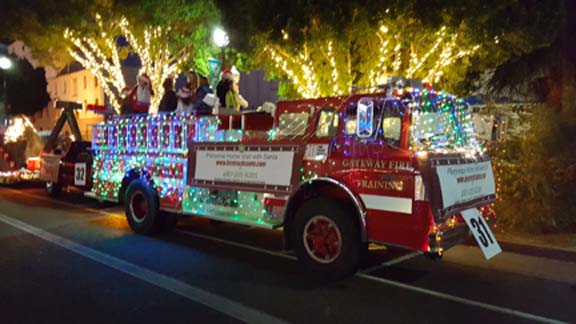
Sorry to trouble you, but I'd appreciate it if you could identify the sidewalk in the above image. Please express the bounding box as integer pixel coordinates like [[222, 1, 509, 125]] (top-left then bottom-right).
[[493, 230, 576, 263]]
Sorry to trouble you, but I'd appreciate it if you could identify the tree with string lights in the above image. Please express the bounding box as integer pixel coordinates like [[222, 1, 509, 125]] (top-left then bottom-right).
[[64, 14, 189, 113], [254, 18, 480, 99]]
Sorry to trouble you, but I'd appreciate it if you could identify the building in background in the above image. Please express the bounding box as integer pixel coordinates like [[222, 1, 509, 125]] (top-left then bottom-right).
[[33, 62, 105, 139]]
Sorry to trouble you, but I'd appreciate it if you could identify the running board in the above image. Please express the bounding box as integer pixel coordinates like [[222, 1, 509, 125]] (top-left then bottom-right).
[[84, 191, 119, 203], [183, 211, 283, 230]]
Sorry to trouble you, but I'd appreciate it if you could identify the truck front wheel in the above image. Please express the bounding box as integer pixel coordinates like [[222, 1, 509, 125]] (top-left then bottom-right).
[[125, 179, 161, 234], [292, 198, 361, 278]]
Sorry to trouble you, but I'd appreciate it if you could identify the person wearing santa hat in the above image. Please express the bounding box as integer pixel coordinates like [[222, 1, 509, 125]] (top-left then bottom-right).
[[175, 85, 194, 113], [131, 73, 154, 114]]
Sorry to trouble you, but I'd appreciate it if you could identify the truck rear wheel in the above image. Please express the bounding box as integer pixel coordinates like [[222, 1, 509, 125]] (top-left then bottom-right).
[[292, 198, 360, 278], [125, 179, 161, 234], [45, 181, 62, 197]]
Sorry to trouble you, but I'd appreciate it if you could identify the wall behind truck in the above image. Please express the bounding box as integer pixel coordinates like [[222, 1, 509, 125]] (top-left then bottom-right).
[[238, 69, 278, 109]]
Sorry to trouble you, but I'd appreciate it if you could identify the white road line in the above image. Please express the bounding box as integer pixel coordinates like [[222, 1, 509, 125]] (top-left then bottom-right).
[[0, 212, 288, 324], [356, 273, 568, 324], [1, 188, 570, 323], [360, 252, 422, 274], [175, 229, 297, 261]]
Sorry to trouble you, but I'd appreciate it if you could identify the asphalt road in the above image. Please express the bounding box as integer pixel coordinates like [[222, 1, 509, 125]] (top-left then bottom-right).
[[0, 185, 574, 324]]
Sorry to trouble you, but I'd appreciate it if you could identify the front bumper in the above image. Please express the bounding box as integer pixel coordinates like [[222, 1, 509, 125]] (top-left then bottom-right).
[[428, 216, 469, 255]]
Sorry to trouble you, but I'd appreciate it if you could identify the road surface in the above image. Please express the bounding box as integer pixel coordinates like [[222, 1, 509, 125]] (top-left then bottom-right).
[[0, 186, 574, 324]]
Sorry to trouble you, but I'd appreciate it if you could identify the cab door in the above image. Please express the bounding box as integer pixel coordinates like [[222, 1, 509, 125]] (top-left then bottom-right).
[[329, 97, 428, 250]]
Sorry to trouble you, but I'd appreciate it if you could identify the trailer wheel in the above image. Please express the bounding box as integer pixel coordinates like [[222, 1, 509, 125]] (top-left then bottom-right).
[[292, 198, 360, 278], [45, 181, 62, 197], [125, 179, 161, 234]]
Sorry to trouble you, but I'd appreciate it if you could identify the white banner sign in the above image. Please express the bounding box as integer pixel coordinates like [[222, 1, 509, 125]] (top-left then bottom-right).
[[194, 149, 295, 186], [461, 208, 502, 260], [436, 160, 495, 209]]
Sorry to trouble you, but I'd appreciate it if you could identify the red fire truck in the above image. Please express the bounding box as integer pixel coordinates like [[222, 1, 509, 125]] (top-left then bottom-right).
[[87, 87, 496, 277]]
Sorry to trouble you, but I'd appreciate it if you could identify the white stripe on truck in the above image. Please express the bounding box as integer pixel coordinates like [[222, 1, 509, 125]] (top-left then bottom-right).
[[359, 194, 413, 214]]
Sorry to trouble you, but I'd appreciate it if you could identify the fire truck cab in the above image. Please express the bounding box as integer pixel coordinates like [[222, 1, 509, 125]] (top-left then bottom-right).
[[88, 87, 496, 277]]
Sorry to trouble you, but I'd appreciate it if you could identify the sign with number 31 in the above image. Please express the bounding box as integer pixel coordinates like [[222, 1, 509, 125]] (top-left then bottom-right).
[[461, 208, 502, 260]]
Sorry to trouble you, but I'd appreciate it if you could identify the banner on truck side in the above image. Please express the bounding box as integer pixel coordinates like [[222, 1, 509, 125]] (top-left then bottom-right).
[[190, 144, 300, 193], [435, 160, 495, 210]]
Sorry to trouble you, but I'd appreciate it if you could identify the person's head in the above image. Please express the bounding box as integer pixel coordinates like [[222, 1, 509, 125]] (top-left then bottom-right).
[[137, 74, 151, 88], [177, 85, 192, 105], [221, 70, 233, 81], [198, 75, 209, 88], [162, 78, 174, 91]]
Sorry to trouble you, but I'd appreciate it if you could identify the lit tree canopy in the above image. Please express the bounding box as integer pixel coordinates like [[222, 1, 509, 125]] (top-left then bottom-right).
[[216, 0, 561, 98], [255, 17, 479, 98], [64, 14, 189, 112], [1, 0, 221, 76]]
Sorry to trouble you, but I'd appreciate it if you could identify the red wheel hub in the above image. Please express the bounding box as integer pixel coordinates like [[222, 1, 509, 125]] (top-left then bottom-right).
[[130, 192, 148, 222], [303, 216, 342, 264]]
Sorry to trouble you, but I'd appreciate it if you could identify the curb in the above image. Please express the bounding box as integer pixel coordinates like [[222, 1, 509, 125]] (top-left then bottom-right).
[[464, 237, 576, 263]]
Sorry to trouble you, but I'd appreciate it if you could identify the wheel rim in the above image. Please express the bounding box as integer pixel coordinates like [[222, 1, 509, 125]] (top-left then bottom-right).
[[303, 215, 342, 264], [130, 192, 148, 223]]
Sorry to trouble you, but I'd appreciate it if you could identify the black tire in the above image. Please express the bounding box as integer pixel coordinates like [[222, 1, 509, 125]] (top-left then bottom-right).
[[124, 179, 162, 234], [291, 198, 361, 278], [45, 181, 62, 197]]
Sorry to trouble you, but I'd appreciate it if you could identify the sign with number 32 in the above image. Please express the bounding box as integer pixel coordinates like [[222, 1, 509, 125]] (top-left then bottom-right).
[[461, 208, 502, 260], [74, 163, 87, 186]]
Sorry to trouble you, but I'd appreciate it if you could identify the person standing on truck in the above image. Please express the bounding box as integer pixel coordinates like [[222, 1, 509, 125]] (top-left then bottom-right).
[[216, 70, 232, 108], [193, 75, 214, 115], [131, 73, 154, 114], [185, 69, 198, 97], [175, 85, 194, 113], [225, 81, 249, 111], [158, 77, 177, 113], [120, 87, 134, 115]]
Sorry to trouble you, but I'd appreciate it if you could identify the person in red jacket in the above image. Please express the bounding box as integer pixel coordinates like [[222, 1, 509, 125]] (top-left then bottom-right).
[[131, 73, 154, 114]]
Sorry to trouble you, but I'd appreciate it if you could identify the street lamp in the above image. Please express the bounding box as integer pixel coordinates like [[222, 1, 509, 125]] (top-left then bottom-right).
[[212, 27, 229, 71], [0, 56, 12, 70], [0, 55, 12, 117]]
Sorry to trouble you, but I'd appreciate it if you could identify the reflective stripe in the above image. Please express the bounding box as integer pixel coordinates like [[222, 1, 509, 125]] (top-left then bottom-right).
[[359, 194, 413, 214]]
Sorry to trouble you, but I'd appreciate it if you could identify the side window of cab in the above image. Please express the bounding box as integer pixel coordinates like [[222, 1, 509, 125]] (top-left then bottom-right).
[[381, 99, 403, 147], [315, 109, 339, 137]]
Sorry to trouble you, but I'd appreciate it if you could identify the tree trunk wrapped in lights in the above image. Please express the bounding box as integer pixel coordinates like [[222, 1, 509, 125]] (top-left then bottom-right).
[[64, 14, 189, 113]]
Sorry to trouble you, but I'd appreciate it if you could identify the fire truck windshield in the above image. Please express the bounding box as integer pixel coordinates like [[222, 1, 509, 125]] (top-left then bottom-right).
[[344, 97, 404, 147]]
